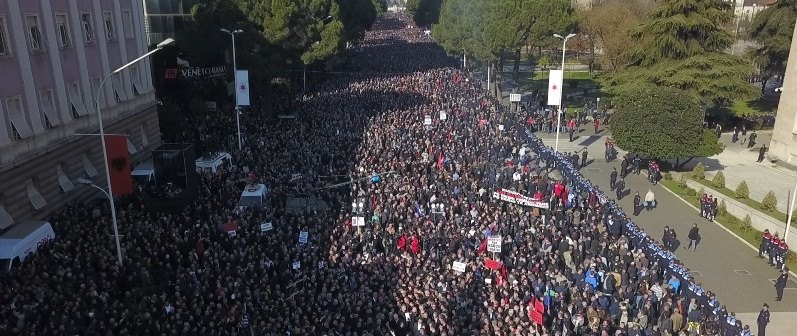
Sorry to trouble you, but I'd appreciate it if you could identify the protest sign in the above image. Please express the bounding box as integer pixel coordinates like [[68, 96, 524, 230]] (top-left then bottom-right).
[[452, 261, 466, 273], [352, 216, 366, 227], [298, 231, 309, 244], [424, 115, 432, 125], [261, 222, 273, 232], [487, 236, 502, 253], [292, 261, 301, 270], [439, 111, 447, 120]]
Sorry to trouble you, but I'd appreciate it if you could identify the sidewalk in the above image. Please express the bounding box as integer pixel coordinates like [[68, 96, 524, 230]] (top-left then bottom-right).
[[689, 131, 796, 214]]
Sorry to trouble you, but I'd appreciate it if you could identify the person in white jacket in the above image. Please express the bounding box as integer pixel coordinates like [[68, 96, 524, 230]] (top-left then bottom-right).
[[644, 189, 656, 211]]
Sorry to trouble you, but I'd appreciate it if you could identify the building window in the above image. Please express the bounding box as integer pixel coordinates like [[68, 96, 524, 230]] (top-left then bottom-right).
[[83, 153, 98, 178], [112, 73, 128, 102], [55, 14, 71, 48], [131, 65, 144, 95], [103, 11, 115, 41], [25, 15, 44, 51], [122, 10, 134, 39], [81, 13, 95, 44], [38, 89, 60, 128], [56, 165, 74, 193], [27, 179, 47, 210], [67, 82, 89, 118], [6, 96, 34, 139], [0, 17, 10, 56]]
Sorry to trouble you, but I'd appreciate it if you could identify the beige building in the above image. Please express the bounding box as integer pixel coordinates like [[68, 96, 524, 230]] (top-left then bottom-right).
[[768, 19, 797, 165]]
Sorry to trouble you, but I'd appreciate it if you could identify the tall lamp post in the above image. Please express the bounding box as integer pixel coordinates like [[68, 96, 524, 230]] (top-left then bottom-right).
[[553, 33, 576, 153], [221, 28, 244, 151], [92, 38, 174, 265]]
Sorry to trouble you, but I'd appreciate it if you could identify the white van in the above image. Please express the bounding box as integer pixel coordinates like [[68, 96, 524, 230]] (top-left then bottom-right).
[[239, 184, 269, 211], [0, 220, 55, 271], [195, 152, 232, 173], [131, 162, 155, 185]]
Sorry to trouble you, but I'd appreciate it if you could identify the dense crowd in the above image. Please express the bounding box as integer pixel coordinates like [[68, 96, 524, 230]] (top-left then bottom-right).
[[1, 13, 744, 336]]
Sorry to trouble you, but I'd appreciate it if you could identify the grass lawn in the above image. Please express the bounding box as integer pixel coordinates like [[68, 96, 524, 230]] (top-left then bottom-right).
[[707, 98, 778, 119], [691, 178, 795, 226], [660, 179, 797, 270]]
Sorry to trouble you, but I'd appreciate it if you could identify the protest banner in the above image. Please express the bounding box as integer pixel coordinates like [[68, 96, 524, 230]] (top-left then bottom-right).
[[492, 189, 549, 209], [298, 231, 309, 244]]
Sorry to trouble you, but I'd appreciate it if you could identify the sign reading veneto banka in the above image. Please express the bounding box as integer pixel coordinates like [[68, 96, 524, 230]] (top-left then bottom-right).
[[492, 188, 549, 209], [164, 65, 227, 79]]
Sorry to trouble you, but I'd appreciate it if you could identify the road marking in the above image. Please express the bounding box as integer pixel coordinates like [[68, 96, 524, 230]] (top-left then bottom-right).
[[734, 270, 752, 276]]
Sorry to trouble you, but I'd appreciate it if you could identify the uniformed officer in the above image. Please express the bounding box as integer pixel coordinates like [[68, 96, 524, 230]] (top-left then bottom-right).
[[760, 229, 772, 258], [700, 194, 709, 218], [757, 303, 770, 336], [620, 159, 629, 179], [775, 268, 789, 301], [769, 234, 781, 266], [633, 191, 641, 216], [706, 195, 716, 221], [776, 240, 788, 269], [581, 150, 588, 168], [609, 168, 618, 191], [615, 178, 625, 200]]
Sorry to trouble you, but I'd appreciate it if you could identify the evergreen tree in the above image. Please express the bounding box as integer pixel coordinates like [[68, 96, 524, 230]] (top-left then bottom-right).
[[748, 0, 797, 94], [601, 0, 758, 104]]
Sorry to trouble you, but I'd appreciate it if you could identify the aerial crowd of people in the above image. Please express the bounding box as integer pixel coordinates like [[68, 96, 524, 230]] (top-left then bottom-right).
[[0, 13, 760, 336]]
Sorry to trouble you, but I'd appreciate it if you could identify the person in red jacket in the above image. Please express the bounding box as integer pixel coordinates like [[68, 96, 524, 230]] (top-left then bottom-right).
[[410, 236, 420, 255], [769, 234, 781, 266], [760, 229, 771, 258]]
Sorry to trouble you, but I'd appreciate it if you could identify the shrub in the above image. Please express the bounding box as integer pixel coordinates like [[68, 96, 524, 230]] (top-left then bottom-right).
[[663, 172, 673, 181], [691, 162, 706, 180], [741, 214, 753, 232], [735, 181, 750, 199], [686, 188, 697, 196], [711, 171, 726, 189], [728, 215, 739, 226], [718, 200, 728, 216], [761, 191, 778, 212], [677, 175, 688, 189]]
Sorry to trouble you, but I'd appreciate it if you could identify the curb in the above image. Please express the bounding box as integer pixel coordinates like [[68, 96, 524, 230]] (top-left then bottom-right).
[[659, 181, 797, 279]]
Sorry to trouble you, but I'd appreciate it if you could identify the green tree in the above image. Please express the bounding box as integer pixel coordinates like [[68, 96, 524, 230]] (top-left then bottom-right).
[[761, 190, 779, 212], [407, 0, 443, 27], [610, 86, 723, 165], [601, 0, 759, 105], [748, 0, 797, 94], [338, 0, 378, 42], [711, 171, 726, 189], [735, 181, 750, 199]]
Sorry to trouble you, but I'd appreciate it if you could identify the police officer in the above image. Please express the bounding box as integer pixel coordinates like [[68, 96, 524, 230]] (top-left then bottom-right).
[[620, 159, 629, 179], [581, 149, 588, 168], [610, 167, 618, 191], [776, 240, 788, 269], [615, 178, 626, 200], [706, 195, 716, 221], [760, 229, 772, 258], [700, 194, 709, 218], [633, 155, 641, 175], [757, 303, 770, 336], [633, 191, 641, 216], [769, 234, 781, 266], [775, 268, 788, 301]]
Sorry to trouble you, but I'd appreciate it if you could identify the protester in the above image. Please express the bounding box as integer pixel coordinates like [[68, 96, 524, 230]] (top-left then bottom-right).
[[0, 13, 736, 336]]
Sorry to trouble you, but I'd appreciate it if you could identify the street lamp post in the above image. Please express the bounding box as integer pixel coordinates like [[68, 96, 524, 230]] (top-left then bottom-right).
[[221, 28, 244, 152], [553, 33, 577, 153], [89, 38, 174, 265]]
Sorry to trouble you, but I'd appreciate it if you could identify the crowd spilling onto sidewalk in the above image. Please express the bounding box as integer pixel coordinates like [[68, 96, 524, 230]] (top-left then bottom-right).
[[0, 13, 751, 336]]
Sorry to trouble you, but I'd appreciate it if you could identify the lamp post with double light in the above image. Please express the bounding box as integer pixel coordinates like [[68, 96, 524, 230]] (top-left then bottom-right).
[[220, 28, 244, 151], [91, 38, 174, 266], [553, 33, 576, 153]]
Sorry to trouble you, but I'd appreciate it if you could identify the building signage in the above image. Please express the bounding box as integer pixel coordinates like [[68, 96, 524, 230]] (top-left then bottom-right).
[[165, 65, 227, 79]]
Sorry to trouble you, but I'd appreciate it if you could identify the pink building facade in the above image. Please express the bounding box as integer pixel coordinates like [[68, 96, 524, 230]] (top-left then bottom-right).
[[0, 0, 161, 228]]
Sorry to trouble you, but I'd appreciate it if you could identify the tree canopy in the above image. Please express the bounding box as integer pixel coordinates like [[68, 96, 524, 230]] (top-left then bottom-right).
[[600, 0, 758, 104], [611, 85, 723, 162], [406, 0, 443, 27], [748, 0, 797, 93], [578, 0, 653, 72]]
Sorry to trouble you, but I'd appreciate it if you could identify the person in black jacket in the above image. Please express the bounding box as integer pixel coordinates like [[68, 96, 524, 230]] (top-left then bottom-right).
[[687, 224, 700, 251], [775, 269, 789, 301], [757, 303, 770, 336]]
